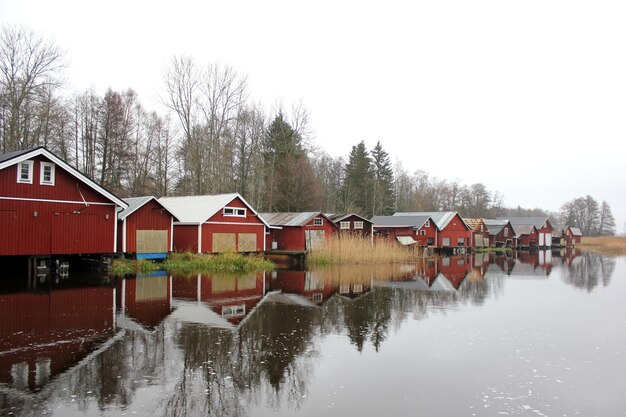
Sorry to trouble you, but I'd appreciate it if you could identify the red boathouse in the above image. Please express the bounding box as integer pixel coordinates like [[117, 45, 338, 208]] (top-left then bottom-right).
[[260, 212, 338, 251], [159, 193, 269, 253], [393, 211, 472, 250], [0, 147, 127, 257], [117, 196, 178, 259]]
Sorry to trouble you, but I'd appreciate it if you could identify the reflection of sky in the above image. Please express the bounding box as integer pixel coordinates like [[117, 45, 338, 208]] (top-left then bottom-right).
[[2, 254, 624, 417]]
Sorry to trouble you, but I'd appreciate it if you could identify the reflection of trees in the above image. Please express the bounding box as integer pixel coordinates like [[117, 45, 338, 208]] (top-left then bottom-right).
[[562, 252, 616, 291]]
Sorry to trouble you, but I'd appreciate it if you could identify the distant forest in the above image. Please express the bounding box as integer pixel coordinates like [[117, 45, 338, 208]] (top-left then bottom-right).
[[0, 26, 616, 235]]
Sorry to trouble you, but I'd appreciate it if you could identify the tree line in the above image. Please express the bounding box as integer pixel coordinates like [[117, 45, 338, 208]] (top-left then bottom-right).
[[0, 26, 617, 234]]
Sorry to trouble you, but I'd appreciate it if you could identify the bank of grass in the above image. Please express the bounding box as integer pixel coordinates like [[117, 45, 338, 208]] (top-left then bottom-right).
[[578, 236, 626, 256], [307, 235, 424, 265], [112, 252, 275, 275]]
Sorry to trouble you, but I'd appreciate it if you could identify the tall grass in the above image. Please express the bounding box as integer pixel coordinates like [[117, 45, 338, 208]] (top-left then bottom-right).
[[307, 235, 424, 265], [112, 252, 275, 276], [578, 236, 626, 256]]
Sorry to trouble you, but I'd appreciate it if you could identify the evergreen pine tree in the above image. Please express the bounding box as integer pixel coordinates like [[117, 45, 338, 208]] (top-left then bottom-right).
[[342, 141, 373, 216], [370, 141, 395, 215]]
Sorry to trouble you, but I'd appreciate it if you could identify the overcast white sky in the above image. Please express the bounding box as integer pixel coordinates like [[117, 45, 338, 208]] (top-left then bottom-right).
[[2, 0, 625, 231]]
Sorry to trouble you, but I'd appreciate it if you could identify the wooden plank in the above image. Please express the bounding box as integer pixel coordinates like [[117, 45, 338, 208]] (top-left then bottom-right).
[[212, 233, 236, 253], [137, 230, 168, 253]]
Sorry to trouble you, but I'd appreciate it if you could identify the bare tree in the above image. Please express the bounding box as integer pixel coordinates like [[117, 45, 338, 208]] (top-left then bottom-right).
[[0, 25, 65, 152]]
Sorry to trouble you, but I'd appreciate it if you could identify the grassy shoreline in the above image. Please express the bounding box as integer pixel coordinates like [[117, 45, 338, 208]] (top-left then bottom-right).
[[112, 252, 275, 276], [577, 236, 626, 256]]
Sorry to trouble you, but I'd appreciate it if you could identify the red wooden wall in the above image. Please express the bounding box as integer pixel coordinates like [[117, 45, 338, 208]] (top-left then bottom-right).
[[269, 217, 336, 251], [438, 214, 472, 248], [120, 199, 173, 253], [0, 155, 117, 256]]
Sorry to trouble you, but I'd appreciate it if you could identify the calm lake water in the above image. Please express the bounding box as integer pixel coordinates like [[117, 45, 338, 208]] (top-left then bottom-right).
[[1, 250, 624, 417]]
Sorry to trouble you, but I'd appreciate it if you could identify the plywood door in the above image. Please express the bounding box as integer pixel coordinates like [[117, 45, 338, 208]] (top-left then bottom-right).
[[212, 233, 236, 253], [538, 233, 545, 247], [238, 233, 257, 252], [136, 230, 168, 253], [545, 234, 552, 247], [305, 230, 325, 250]]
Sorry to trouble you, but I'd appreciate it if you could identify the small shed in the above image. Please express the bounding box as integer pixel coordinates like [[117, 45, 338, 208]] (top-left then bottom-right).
[[117, 196, 179, 259], [484, 219, 515, 248], [330, 213, 373, 237], [160, 193, 269, 254], [0, 147, 127, 257], [394, 211, 472, 250], [371, 215, 437, 247], [260, 212, 337, 252], [565, 227, 582, 246], [463, 218, 490, 248], [512, 224, 539, 249]]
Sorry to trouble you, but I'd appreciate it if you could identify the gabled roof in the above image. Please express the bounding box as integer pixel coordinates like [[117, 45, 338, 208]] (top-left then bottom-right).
[[159, 193, 269, 227], [0, 146, 127, 208], [499, 216, 551, 230], [484, 219, 510, 236], [371, 215, 434, 229], [511, 224, 537, 236], [568, 227, 582, 236], [259, 212, 336, 227], [393, 211, 470, 230], [117, 196, 179, 221], [330, 213, 372, 224]]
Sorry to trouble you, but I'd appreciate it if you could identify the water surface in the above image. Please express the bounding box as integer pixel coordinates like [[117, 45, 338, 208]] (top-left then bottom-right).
[[0, 250, 624, 416]]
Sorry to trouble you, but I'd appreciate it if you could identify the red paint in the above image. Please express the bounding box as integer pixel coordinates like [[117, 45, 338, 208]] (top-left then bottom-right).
[[171, 196, 266, 253], [565, 228, 582, 245], [437, 256, 471, 288], [0, 287, 114, 389], [335, 215, 373, 236], [437, 214, 472, 248], [267, 215, 337, 251], [489, 222, 515, 248], [119, 199, 174, 253], [0, 154, 120, 256], [518, 227, 539, 248]]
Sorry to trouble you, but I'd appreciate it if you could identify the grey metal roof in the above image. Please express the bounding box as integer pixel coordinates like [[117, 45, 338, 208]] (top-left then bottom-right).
[[393, 211, 468, 230], [569, 227, 582, 236], [0, 147, 39, 164], [371, 215, 432, 229], [259, 212, 323, 227], [498, 217, 550, 229], [484, 219, 508, 236], [118, 196, 179, 221], [511, 224, 536, 236]]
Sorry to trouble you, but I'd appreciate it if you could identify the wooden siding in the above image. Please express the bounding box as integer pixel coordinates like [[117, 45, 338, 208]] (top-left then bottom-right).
[[268, 217, 336, 251], [438, 214, 472, 248], [336, 215, 373, 236], [0, 154, 119, 256], [173, 224, 199, 253], [0, 155, 111, 204], [0, 200, 116, 256], [120, 199, 173, 253], [201, 223, 264, 253]]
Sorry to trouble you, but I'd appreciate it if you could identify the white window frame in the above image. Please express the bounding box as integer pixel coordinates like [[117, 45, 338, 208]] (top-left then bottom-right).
[[420, 229, 426, 236], [457, 237, 465, 245], [354, 221, 364, 229], [222, 304, 246, 317], [352, 284, 363, 293], [425, 220, 430, 227], [340, 221, 350, 230], [313, 217, 323, 226], [503, 227, 508, 237], [223, 207, 246, 217], [17, 160, 34, 184], [312, 293, 323, 303], [40, 162, 55, 186]]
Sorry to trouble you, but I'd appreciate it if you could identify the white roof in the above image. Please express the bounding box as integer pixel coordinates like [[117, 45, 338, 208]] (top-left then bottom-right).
[[169, 300, 235, 329], [396, 236, 418, 246], [159, 193, 269, 227], [0, 147, 127, 208]]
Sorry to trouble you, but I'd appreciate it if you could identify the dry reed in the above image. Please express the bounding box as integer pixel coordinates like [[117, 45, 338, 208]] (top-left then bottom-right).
[[308, 235, 424, 265], [578, 236, 626, 256]]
